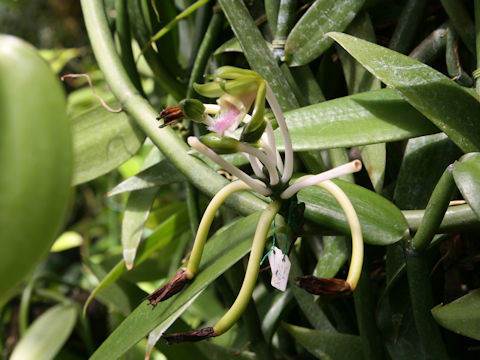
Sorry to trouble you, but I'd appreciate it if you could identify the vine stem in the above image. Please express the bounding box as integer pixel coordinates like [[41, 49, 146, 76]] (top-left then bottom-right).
[[213, 201, 282, 335], [80, 0, 266, 216]]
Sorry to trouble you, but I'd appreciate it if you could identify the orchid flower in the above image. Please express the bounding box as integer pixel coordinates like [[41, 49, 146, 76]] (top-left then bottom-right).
[[148, 66, 364, 347]]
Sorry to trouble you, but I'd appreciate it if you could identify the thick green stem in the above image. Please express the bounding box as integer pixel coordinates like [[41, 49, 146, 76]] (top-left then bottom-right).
[[213, 201, 282, 335], [115, 0, 143, 93], [403, 204, 480, 232], [353, 265, 386, 360], [405, 248, 448, 360], [409, 23, 448, 64], [80, 0, 266, 216], [411, 166, 456, 251]]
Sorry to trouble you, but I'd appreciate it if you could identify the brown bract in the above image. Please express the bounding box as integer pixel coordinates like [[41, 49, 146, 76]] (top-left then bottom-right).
[[162, 327, 215, 345], [295, 276, 352, 298], [157, 106, 185, 128], [144, 268, 189, 307]]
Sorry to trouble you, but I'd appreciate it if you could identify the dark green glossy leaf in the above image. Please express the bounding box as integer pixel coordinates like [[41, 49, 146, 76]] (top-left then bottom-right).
[[432, 288, 480, 340], [282, 322, 364, 360], [315, 236, 348, 278], [329, 32, 480, 153], [275, 89, 438, 151], [284, 0, 365, 66], [453, 153, 480, 220], [90, 212, 261, 360], [394, 133, 462, 210], [299, 178, 410, 245], [72, 104, 145, 185], [11, 304, 77, 360]]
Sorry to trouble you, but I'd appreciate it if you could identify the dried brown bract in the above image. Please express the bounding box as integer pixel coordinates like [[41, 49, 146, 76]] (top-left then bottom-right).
[[144, 268, 190, 307], [162, 327, 215, 345], [295, 276, 352, 298], [157, 106, 185, 128]]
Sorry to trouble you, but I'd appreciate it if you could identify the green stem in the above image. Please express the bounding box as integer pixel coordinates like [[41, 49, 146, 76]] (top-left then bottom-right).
[[409, 23, 448, 64], [403, 204, 479, 232], [405, 248, 448, 360], [389, 0, 428, 54], [80, 0, 266, 216], [213, 201, 282, 335], [441, 0, 476, 53], [115, 0, 143, 92], [475, 0, 480, 94], [187, 181, 253, 276], [411, 166, 456, 251], [353, 265, 386, 360], [186, 182, 200, 236], [186, 10, 224, 98], [272, 0, 297, 60]]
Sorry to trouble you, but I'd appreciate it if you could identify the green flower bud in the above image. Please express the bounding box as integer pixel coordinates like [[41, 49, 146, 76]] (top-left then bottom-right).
[[240, 117, 267, 144], [214, 66, 260, 80], [179, 99, 206, 123], [200, 133, 240, 154]]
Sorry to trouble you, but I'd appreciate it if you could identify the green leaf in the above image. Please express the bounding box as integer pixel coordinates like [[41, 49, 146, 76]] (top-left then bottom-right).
[[121, 187, 159, 268], [431, 288, 480, 340], [10, 303, 77, 360], [197, 342, 257, 359], [72, 104, 145, 185], [299, 178, 409, 245], [284, 0, 365, 66], [328, 32, 480, 153], [453, 153, 480, 220], [315, 236, 348, 278], [90, 212, 262, 360], [360, 143, 386, 193], [394, 134, 462, 210], [275, 88, 438, 151], [282, 322, 364, 360]]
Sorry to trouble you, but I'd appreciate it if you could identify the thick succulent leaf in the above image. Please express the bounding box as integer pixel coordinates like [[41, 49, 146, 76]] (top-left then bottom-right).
[[394, 133, 462, 210], [431, 288, 480, 340], [10, 303, 77, 360], [214, 37, 242, 55], [72, 104, 145, 185], [453, 153, 480, 220], [282, 322, 364, 360], [360, 144, 386, 193], [315, 236, 348, 278], [90, 212, 262, 360], [299, 178, 409, 245], [275, 88, 438, 151], [284, 0, 365, 66], [328, 32, 480, 153]]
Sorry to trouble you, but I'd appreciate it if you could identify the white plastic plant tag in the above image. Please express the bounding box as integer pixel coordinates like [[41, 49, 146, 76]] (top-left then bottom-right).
[[268, 246, 291, 291]]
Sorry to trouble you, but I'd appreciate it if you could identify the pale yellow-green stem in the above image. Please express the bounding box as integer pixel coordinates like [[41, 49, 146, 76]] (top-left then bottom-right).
[[315, 180, 363, 291], [213, 200, 282, 335], [186, 180, 254, 277]]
